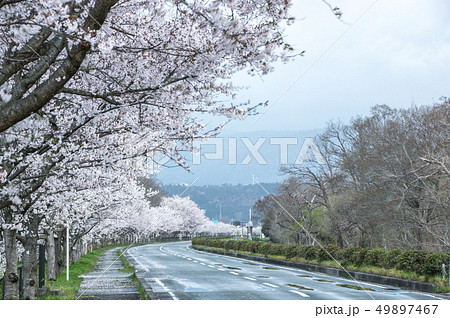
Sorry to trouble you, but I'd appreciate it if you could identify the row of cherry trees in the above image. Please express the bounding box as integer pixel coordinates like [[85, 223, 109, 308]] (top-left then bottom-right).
[[0, 0, 299, 299]]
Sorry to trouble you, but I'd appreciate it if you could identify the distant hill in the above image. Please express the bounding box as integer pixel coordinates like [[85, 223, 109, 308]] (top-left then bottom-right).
[[161, 183, 280, 223], [155, 129, 322, 185]]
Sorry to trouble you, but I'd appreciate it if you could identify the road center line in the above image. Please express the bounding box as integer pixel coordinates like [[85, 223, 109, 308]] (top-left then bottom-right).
[[263, 282, 278, 288], [289, 290, 310, 298]]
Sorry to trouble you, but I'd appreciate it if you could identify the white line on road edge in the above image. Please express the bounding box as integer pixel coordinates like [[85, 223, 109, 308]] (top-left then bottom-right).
[[208, 265, 215, 268], [229, 272, 239, 276], [244, 277, 256, 281], [263, 282, 278, 288], [154, 278, 178, 300], [127, 251, 150, 272], [289, 290, 310, 298]]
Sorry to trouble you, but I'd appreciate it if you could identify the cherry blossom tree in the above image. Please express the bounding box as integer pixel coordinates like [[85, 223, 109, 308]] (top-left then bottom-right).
[[1, 0, 300, 299]]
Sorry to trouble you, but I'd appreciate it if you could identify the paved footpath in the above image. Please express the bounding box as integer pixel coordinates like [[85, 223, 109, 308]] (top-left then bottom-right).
[[77, 247, 141, 300]]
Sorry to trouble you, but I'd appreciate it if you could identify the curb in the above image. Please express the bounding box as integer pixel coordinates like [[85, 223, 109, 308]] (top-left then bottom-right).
[[123, 248, 171, 300], [122, 249, 157, 300], [192, 245, 438, 294]]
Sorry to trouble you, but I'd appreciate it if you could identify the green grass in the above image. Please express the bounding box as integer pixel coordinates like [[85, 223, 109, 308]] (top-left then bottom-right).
[[117, 249, 148, 300], [336, 284, 375, 291], [287, 284, 313, 290], [42, 245, 117, 299], [117, 250, 135, 273]]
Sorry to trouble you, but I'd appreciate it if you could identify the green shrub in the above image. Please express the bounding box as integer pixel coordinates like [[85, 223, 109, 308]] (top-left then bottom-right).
[[396, 250, 427, 274], [299, 245, 319, 260], [317, 244, 340, 261], [283, 244, 300, 260], [384, 249, 402, 269], [257, 242, 272, 256], [365, 248, 386, 267], [268, 243, 284, 256], [224, 240, 234, 251], [422, 252, 449, 276], [192, 237, 450, 278], [340, 247, 361, 265]]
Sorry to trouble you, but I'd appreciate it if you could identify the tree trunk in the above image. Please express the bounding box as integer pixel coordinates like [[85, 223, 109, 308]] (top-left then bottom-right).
[[22, 215, 41, 299], [46, 230, 56, 281], [3, 227, 19, 300], [55, 229, 63, 274]]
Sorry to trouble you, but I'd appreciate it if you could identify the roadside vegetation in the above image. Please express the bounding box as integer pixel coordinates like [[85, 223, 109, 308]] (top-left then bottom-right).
[[253, 103, 449, 253], [41, 245, 121, 300], [192, 237, 450, 293]]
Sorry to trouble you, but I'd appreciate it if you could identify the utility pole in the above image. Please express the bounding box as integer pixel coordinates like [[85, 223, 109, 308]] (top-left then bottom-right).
[[248, 208, 253, 241]]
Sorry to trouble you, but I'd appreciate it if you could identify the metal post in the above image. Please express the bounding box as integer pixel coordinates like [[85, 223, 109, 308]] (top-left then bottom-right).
[[66, 226, 69, 281], [38, 244, 45, 288], [18, 267, 23, 299]]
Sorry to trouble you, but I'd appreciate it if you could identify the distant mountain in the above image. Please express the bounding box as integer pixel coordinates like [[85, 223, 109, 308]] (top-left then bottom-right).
[[161, 183, 280, 222], [155, 129, 322, 185]]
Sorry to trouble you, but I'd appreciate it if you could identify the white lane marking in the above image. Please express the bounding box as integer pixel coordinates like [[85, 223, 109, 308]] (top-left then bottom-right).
[[127, 252, 149, 272], [207, 265, 215, 268], [193, 260, 198, 263], [229, 272, 239, 276], [244, 277, 256, 281], [289, 290, 310, 298], [155, 278, 178, 300], [263, 282, 278, 288], [187, 258, 192, 260], [200, 263, 206, 266], [159, 246, 164, 252], [217, 268, 226, 271]]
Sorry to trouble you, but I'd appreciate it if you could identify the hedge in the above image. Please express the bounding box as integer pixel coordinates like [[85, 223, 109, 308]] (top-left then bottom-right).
[[191, 237, 450, 277]]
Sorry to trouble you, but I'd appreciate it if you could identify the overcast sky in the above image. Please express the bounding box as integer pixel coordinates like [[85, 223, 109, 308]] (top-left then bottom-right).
[[222, 0, 450, 133]]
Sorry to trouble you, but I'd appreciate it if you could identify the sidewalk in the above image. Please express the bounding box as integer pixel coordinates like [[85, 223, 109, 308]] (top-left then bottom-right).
[[77, 247, 141, 300]]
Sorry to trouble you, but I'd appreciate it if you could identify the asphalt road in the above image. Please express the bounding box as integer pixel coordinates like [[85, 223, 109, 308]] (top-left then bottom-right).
[[126, 241, 443, 300]]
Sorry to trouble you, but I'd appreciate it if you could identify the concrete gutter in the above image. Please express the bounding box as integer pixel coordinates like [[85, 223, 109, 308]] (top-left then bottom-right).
[[192, 245, 439, 294], [124, 248, 174, 300]]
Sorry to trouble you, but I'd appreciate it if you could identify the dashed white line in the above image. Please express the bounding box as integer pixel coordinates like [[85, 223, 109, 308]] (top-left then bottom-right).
[[193, 260, 198, 263], [187, 258, 192, 260], [200, 263, 206, 266], [244, 277, 256, 281], [263, 282, 278, 288], [207, 265, 215, 268], [217, 268, 226, 271], [229, 272, 239, 276], [289, 290, 310, 298]]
